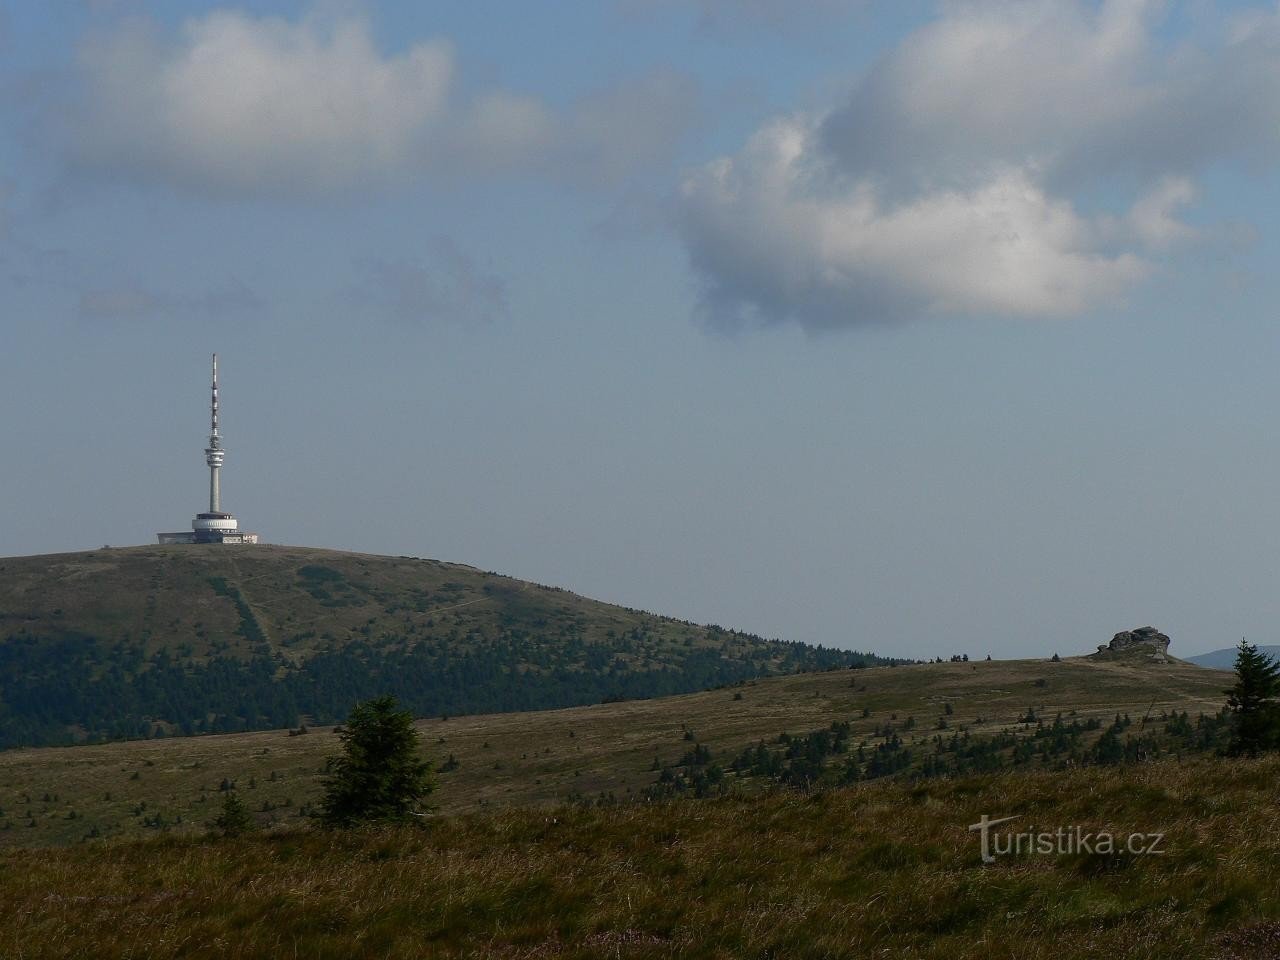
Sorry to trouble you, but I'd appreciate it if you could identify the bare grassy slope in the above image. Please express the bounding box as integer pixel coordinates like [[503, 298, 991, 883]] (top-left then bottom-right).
[[0, 544, 740, 664], [0, 655, 1230, 847]]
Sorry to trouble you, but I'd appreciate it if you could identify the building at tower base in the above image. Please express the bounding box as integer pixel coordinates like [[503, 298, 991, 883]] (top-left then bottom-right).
[[157, 516, 259, 544]]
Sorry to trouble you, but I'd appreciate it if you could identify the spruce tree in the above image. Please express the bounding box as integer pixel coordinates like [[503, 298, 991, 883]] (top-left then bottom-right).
[[213, 790, 256, 836], [1226, 639, 1280, 756], [319, 695, 434, 827]]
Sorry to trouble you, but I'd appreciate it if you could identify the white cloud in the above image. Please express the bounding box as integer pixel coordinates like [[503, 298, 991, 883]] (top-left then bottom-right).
[[821, 0, 1280, 189], [70, 9, 696, 193], [679, 0, 1279, 330], [820, 0, 1160, 186], [77, 12, 453, 191], [681, 119, 1150, 328]]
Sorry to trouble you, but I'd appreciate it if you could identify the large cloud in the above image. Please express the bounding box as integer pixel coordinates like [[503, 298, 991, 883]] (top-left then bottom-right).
[[819, 0, 1280, 191], [679, 0, 1280, 330], [77, 12, 458, 191], [681, 119, 1164, 328], [71, 9, 695, 193]]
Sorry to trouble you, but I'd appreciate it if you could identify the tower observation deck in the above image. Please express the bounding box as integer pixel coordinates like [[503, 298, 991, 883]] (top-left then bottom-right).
[[157, 354, 260, 545]]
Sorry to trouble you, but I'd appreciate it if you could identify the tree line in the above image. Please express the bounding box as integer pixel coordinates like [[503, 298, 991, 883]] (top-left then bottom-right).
[[0, 627, 892, 749]]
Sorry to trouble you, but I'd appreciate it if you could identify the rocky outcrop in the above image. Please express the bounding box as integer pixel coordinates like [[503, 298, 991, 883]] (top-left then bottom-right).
[[1096, 626, 1170, 661]]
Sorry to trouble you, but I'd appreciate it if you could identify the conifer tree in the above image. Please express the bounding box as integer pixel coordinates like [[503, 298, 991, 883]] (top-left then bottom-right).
[[213, 790, 256, 836], [319, 695, 433, 826], [1226, 639, 1280, 756]]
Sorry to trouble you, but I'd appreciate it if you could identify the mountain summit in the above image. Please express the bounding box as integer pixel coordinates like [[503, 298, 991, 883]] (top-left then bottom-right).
[[0, 545, 887, 748]]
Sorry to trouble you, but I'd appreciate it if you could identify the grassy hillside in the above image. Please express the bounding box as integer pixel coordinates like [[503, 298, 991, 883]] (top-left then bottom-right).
[[0, 654, 1231, 847], [0, 545, 884, 747], [2, 753, 1277, 959]]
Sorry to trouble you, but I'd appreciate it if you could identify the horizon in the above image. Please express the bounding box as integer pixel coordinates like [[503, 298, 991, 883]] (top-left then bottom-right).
[[0, 539, 1259, 664]]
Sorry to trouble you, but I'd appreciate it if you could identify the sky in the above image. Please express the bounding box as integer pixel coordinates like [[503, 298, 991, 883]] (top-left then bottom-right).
[[3, 0, 1280, 660]]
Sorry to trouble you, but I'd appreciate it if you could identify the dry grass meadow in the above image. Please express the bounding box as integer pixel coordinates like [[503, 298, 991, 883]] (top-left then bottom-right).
[[2, 753, 1277, 959]]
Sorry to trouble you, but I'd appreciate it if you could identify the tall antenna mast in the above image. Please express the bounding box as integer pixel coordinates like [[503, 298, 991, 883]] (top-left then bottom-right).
[[205, 353, 225, 513], [157, 353, 259, 544]]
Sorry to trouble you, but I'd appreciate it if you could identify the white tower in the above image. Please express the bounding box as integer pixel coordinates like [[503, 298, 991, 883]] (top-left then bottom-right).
[[206, 354, 225, 513], [157, 354, 259, 544]]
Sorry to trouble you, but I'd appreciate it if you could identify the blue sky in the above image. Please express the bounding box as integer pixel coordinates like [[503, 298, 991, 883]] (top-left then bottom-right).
[[4, 1, 1280, 659]]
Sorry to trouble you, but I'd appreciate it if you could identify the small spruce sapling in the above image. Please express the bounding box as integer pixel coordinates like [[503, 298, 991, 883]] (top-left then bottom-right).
[[213, 791, 256, 837]]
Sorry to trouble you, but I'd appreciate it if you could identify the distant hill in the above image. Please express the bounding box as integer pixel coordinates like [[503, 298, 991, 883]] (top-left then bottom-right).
[[0, 545, 894, 748], [1185, 645, 1280, 670]]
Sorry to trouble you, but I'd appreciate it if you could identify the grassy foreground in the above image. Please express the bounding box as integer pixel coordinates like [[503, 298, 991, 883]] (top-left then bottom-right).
[[3, 755, 1278, 959]]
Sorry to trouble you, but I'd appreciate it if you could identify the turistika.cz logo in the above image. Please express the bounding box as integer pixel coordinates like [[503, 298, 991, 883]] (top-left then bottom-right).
[[968, 814, 1166, 864]]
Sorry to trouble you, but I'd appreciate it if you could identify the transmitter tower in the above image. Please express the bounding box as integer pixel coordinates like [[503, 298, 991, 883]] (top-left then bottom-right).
[[157, 354, 259, 545]]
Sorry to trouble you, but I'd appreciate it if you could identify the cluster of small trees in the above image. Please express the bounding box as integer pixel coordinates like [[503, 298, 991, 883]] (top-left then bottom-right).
[[711, 695, 1241, 794]]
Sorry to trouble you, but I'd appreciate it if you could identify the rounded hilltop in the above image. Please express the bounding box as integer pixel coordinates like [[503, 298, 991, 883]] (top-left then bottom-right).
[[0, 544, 886, 748]]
